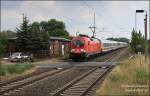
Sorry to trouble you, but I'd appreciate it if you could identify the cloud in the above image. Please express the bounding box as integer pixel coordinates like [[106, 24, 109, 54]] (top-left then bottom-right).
[[1, 1, 149, 39], [21, 1, 56, 10], [1, 10, 22, 31], [1, 10, 22, 19], [32, 15, 49, 22]]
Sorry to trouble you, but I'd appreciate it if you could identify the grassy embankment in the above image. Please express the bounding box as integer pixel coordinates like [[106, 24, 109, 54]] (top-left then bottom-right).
[[96, 55, 149, 96], [0, 63, 34, 80]]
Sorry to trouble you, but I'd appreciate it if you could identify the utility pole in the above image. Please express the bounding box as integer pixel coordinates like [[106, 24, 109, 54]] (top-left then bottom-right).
[[136, 10, 148, 61], [135, 12, 137, 31], [89, 12, 96, 37], [144, 12, 148, 60], [93, 12, 96, 37]]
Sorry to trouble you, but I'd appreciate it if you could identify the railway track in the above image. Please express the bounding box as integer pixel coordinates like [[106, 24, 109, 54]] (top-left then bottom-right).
[[50, 47, 128, 96], [1, 67, 93, 96], [0, 67, 55, 86], [50, 66, 114, 96], [0, 47, 128, 96], [0, 68, 68, 96]]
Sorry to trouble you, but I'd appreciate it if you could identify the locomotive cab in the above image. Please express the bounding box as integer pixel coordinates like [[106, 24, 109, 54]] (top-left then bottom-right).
[[70, 35, 102, 60], [70, 37, 87, 59]]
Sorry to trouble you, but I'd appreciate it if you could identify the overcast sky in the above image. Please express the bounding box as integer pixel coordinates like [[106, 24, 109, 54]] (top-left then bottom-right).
[[1, 1, 149, 39]]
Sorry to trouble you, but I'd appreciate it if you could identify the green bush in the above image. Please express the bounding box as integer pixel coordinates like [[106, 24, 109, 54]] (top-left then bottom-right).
[[0, 63, 34, 76]]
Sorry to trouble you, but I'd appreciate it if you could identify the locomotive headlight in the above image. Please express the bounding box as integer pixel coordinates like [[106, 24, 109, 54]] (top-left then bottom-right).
[[80, 49, 86, 52], [71, 49, 75, 52]]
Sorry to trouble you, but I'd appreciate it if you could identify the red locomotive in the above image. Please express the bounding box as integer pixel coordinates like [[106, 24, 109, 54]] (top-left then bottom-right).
[[69, 34, 127, 61], [69, 34, 102, 60]]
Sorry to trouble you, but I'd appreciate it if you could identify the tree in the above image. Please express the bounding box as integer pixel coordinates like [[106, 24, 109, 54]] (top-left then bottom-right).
[[16, 15, 33, 52], [43, 19, 69, 38], [0, 30, 15, 57], [16, 15, 49, 54], [130, 29, 145, 53], [16, 16, 69, 55], [30, 22, 49, 53]]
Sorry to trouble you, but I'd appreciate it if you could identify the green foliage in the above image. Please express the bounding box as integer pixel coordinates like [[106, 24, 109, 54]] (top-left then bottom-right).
[[0, 36, 8, 57], [16, 16, 69, 54], [16, 16, 31, 52], [16, 16, 49, 53], [30, 22, 49, 51], [130, 29, 145, 53], [0, 30, 16, 57], [42, 19, 69, 38], [0, 63, 33, 76], [134, 68, 148, 84]]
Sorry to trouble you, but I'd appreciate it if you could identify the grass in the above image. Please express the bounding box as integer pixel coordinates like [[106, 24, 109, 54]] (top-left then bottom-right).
[[134, 68, 149, 84], [96, 55, 149, 96], [0, 63, 34, 76]]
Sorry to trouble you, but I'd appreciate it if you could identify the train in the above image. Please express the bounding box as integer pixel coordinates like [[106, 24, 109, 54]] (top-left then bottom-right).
[[69, 34, 127, 61]]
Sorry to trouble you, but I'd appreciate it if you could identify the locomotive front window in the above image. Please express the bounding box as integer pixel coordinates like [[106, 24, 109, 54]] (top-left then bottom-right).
[[73, 40, 84, 47]]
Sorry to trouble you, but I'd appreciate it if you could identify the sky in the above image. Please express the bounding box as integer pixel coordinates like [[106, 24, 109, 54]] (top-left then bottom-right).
[[1, 1, 149, 39]]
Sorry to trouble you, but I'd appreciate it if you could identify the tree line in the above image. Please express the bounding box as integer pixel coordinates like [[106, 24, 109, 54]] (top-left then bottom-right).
[[1, 15, 149, 57], [0, 15, 69, 57], [107, 37, 129, 43]]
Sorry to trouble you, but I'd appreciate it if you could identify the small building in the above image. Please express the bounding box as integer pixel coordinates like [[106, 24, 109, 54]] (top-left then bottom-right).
[[49, 37, 71, 57], [8, 37, 17, 55], [7, 37, 71, 57]]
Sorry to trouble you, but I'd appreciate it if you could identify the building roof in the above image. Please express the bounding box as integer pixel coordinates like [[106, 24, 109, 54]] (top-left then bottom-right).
[[49, 37, 71, 42]]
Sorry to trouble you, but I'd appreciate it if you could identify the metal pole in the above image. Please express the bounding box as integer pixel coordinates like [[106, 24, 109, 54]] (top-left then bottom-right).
[[93, 12, 95, 37], [135, 12, 137, 31], [144, 12, 148, 61], [89, 12, 96, 37]]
